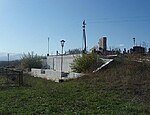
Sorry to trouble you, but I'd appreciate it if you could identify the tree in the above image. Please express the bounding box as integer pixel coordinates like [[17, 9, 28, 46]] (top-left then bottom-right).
[[70, 53, 104, 73], [20, 52, 42, 71]]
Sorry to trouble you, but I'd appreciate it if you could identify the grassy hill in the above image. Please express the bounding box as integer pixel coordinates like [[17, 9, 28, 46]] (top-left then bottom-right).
[[0, 55, 150, 114]]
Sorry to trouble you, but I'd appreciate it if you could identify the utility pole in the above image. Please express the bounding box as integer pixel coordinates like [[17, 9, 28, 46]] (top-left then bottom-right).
[[82, 20, 87, 53], [7, 53, 9, 67], [47, 37, 50, 56], [133, 38, 135, 46]]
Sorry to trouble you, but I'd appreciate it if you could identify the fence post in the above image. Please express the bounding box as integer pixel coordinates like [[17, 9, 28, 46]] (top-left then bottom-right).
[[19, 71, 23, 86]]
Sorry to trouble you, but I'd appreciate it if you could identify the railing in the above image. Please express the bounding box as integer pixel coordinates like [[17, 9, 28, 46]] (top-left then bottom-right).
[[0, 67, 23, 86]]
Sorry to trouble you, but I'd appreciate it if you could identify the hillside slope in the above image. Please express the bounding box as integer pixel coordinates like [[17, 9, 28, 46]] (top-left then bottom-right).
[[0, 56, 150, 114]]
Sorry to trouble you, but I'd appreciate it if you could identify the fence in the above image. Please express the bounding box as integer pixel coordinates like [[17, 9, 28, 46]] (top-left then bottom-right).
[[0, 67, 23, 86]]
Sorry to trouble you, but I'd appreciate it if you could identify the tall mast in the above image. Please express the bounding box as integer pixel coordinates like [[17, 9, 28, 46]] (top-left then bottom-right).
[[82, 20, 87, 53]]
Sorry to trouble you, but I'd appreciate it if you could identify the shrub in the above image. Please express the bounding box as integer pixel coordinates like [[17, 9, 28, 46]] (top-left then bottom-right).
[[20, 52, 42, 71], [70, 53, 104, 73]]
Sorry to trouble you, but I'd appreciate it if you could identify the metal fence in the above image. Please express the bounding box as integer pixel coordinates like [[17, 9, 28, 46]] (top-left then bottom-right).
[[0, 67, 23, 86]]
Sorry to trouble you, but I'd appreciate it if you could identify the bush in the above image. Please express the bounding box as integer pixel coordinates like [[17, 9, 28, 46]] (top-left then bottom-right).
[[20, 52, 42, 71], [70, 53, 104, 73]]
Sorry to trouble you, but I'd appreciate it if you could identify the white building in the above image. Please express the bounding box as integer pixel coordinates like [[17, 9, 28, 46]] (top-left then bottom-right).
[[31, 54, 82, 82], [46, 54, 81, 72]]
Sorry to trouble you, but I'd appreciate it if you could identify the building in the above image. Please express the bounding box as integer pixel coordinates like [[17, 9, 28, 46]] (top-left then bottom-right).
[[45, 54, 81, 72], [94, 36, 119, 55], [132, 46, 146, 54], [99, 37, 107, 51], [32, 54, 82, 82]]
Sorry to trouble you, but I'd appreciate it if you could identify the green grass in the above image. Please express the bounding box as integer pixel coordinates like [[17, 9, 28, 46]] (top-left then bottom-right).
[[0, 56, 150, 114]]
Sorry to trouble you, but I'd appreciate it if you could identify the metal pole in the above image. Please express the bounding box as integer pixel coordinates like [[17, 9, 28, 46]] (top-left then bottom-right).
[[82, 20, 86, 53], [47, 37, 50, 56], [83, 28, 86, 52], [53, 58, 54, 70], [60, 40, 65, 81], [19, 71, 23, 86], [60, 46, 63, 80], [133, 38, 135, 46], [8, 53, 9, 67]]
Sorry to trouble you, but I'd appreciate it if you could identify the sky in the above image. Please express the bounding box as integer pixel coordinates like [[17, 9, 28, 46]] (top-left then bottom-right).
[[0, 0, 150, 56]]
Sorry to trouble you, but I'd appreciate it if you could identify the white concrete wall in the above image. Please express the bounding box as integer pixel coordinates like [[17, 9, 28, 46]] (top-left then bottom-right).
[[31, 68, 82, 82], [45, 69, 60, 81], [46, 54, 81, 72], [31, 68, 61, 82], [31, 54, 83, 82], [31, 55, 113, 82]]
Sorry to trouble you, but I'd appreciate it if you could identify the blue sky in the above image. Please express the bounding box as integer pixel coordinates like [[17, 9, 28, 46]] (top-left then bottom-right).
[[0, 0, 150, 56]]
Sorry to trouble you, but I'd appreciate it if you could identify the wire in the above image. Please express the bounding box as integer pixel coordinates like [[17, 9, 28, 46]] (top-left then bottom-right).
[[87, 16, 150, 24]]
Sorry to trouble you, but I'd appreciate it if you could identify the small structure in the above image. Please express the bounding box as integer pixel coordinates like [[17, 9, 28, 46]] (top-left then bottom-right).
[[132, 46, 146, 54], [31, 54, 82, 82], [99, 37, 107, 51], [46, 54, 81, 72], [92, 36, 120, 55]]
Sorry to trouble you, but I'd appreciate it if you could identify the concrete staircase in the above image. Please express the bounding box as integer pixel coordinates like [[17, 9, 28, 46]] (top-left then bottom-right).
[[93, 58, 113, 73]]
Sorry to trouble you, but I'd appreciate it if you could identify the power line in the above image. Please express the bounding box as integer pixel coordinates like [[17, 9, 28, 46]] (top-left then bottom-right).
[[87, 16, 150, 24]]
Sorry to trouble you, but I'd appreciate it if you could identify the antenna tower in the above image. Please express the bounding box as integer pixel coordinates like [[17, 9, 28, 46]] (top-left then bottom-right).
[[82, 20, 87, 53]]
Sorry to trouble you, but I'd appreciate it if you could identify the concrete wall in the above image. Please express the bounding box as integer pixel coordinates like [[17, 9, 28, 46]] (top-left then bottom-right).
[[31, 54, 114, 82], [31, 54, 83, 82], [31, 68, 82, 82], [46, 54, 81, 72], [31, 68, 61, 82]]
